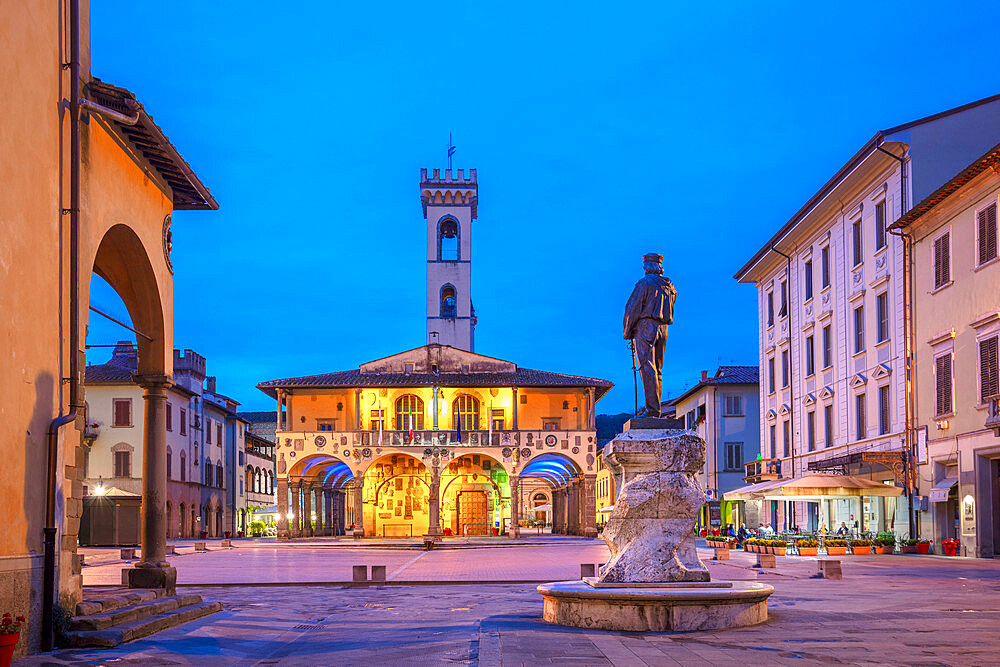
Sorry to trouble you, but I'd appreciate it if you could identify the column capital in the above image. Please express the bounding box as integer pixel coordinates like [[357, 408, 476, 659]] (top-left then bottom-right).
[[132, 374, 173, 392]]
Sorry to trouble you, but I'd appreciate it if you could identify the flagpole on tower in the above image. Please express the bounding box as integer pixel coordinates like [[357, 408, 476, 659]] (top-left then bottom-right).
[[447, 132, 456, 170]]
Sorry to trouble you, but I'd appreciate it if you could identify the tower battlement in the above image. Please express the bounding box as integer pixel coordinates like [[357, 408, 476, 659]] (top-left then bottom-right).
[[420, 167, 477, 185], [420, 167, 478, 219]]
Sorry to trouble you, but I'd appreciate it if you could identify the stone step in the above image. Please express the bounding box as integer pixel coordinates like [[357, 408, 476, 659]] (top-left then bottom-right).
[[64, 600, 222, 648], [70, 594, 203, 631], [75, 589, 164, 617]]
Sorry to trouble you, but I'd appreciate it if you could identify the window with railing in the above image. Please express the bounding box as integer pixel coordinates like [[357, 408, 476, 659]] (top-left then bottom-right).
[[453, 394, 479, 430]]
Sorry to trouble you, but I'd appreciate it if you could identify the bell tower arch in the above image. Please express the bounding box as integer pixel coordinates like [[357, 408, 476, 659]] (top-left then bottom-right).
[[420, 167, 478, 351]]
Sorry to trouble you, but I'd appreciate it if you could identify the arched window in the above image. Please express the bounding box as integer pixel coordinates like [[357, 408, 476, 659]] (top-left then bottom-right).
[[453, 394, 480, 430], [439, 218, 459, 260], [205, 459, 213, 486], [395, 395, 425, 430], [246, 468, 252, 493], [441, 284, 457, 318], [256, 468, 263, 493], [268, 471, 274, 494]]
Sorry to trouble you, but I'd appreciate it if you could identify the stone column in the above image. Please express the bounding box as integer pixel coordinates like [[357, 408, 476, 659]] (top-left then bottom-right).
[[582, 474, 598, 538], [324, 488, 334, 536], [336, 491, 346, 535], [290, 482, 301, 537], [129, 375, 176, 593], [353, 479, 365, 536], [424, 456, 443, 540], [511, 387, 519, 430], [510, 476, 520, 538], [553, 489, 563, 534], [303, 483, 313, 536], [277, 476, 290, 539]]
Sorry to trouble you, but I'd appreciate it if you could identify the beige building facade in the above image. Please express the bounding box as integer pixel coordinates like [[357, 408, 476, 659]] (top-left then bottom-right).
[[890, 142, 1000, 556], [0, 3, 215, 654]]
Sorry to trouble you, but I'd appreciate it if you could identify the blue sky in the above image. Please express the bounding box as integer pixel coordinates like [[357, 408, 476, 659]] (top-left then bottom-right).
[[86, 1, 1000, 413]]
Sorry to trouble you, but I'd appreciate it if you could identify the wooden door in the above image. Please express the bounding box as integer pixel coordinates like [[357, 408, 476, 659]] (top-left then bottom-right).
[[458, 491, 489, 536]]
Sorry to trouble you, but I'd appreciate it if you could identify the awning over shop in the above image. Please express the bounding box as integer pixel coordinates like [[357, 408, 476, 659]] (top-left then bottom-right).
[[723, 473, 903, 502], [928, 478, 958, 503], [597, 505, 615, 514], [532, 504, 552, 512]]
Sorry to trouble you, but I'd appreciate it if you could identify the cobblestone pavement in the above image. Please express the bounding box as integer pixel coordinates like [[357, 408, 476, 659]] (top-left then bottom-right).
[[23, 545, 1000, 665]]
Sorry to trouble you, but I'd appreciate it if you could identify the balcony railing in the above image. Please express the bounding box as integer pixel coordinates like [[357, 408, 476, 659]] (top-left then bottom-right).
[[743, 457, 781, 484], [987, 397, 1000, 436], [278, 428, 592, 454]]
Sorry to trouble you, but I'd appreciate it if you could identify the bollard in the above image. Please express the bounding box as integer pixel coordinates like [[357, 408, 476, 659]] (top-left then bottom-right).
[[353, 565, 368, 583], [580, 563, 596, 578], [195, 542, 207, 552], [817, 559, 843, 580], [120, 548, 136, 560], [714, 547, 730, 561], [371, 565, 386, 582], [755, 553, 775, 568]]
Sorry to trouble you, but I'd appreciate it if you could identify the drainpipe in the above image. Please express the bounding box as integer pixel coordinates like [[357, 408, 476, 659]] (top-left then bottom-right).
[[769, 243, 795, 531], [883, 142, 915, 540], [43, 0, 84, 649]]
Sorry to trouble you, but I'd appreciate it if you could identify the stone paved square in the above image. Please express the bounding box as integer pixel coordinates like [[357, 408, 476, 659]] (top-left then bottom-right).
[[18, 541, 1000, 665]]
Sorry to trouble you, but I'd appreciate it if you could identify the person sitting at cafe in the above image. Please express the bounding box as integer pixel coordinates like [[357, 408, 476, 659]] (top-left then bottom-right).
[[836, 522, 849, 536]]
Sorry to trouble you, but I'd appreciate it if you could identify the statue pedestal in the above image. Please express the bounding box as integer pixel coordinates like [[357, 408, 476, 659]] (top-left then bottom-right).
[[538, 428, 772, 632]]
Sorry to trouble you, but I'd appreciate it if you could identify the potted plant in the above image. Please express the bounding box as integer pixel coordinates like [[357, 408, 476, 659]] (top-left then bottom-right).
[[942, 538, 960, 556], [224, 531, 231, 539], [849, 539, 872, 555], [874, 532, 896, 555], [1, 612, 25, 667], [900, 538, 923, 554], [797, 539, 820, 556], [824, 538, 848, 556], [916, 539, 931, 554], [771, 539, 787, 556]]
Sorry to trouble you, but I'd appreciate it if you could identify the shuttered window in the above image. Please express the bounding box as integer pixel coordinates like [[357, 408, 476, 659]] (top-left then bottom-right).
[[804, 260, 813, 301], [852, 219, 863, 266], [782, 421, 789, 457], [807, 411, 816, 452], [768, 357, 775, 393], [935, 354, 953, 416], [855, 393, 866, 441], [113, 399, 132, 427], [767, 291, 774, 327], [876, 292, 890, 342], [821, 246, 831, 288], [822, 325, 833, 368], [878, 385, 891, 435], [166, 402, 173, 432], [217, 423, 223, 446], [854, 306, 865, 353], [978, 203, 998, 266], [981, 336, 999, 403], [180, 408, 187, 435], [114, 450, 130, 477], [824, 404, 834, 448], [874, 200, 887, 251], [805, 335, 815, 376], [934, 233, 951, 288], [206, 419, 212, 444]]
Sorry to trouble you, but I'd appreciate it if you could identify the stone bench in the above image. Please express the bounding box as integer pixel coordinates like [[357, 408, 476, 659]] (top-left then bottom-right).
[[120, 548, 136, 560], [352, 565, 387, 583], [817, 559, 842, 580], [194, 542, 207, 552], [714, 547, 730, 561], [220, 539, 232, 548]]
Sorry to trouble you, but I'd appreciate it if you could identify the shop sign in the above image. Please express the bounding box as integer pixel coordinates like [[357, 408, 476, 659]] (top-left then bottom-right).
[[708, 500, 722, 526], [963, 494, 976, 534]]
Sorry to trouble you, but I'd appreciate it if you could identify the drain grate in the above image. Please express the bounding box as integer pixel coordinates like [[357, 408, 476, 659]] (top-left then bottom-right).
[[293, 624, 327, 630]]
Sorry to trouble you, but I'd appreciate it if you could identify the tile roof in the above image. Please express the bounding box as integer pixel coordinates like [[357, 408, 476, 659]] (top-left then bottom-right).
[[668, 365, 760, 405], [257, 367, 614, 400], [88, 78, 217, 210], [238, 411, 278, 423], [890, 140, 1000, 229], [84, 357, 137, 383]]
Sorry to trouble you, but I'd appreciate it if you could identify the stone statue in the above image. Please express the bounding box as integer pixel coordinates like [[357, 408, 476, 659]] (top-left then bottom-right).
[[598, 430, 709, 583], [623, 253, 677, 417]]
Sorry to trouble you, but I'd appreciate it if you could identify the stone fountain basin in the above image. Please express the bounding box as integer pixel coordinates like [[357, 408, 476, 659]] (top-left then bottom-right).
[[537, 580, 774, 632]]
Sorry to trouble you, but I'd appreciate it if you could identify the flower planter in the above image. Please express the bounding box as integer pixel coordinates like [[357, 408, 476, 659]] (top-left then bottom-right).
[[874, 546, 894, 555], [899, 545, 917, 554], [917, 542, 930, 555], [943, 544, 959, 556], [850, 546, 871, 555], [774, 547, 787, 556], [0, 633, 18, 667], [825, 547, 847, 556], [798, 547, 818, 556]]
